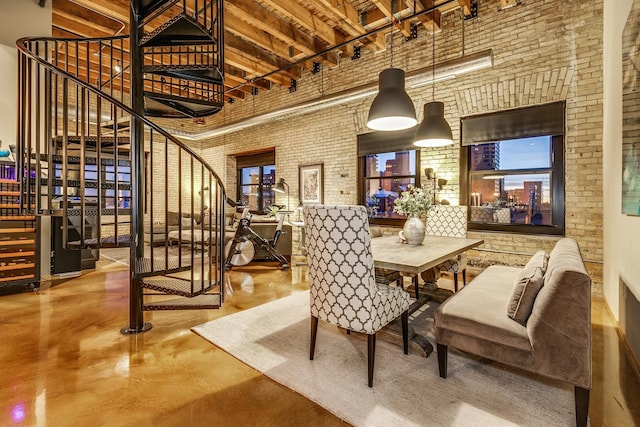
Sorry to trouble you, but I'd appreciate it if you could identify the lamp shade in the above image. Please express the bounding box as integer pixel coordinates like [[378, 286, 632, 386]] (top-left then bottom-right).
[[413, 102, 454, 147], [273, 178, 286, 193], [367, 68, 417, 131]]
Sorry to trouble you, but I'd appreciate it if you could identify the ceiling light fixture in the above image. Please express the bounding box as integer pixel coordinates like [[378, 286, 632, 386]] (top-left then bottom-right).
[[367, 18, 417, 131], [413, 13, 453, 147]]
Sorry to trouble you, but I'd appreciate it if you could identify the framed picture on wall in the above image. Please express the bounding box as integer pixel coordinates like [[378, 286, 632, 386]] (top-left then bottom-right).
[[621, 4, 640, 216], [299, 163, 323, 205]]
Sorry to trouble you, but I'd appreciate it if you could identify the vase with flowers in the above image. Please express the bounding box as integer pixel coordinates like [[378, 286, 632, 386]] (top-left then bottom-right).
[[393, 184, 434, 245]]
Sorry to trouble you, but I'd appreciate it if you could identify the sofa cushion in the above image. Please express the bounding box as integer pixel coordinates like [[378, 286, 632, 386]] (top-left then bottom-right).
[[166, 211, 181, 226], [435, 265, 531, 351], [507, 266, 545, 325]]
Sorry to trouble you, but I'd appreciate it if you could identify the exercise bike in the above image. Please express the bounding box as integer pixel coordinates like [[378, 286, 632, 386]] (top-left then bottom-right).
[[224, 200, 290, 271]]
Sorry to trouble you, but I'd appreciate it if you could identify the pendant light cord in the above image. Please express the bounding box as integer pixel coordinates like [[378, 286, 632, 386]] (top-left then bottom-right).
[[432, 11, 435, 100], [390, 18, 395, 68]]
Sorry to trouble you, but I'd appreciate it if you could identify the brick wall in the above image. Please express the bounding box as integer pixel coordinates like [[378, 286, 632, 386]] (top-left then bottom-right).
[[191, 0, 604, 285]]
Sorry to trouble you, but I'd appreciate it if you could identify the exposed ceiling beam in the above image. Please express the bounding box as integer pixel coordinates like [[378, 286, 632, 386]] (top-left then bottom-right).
[[314, 0, 386, 52], [225, 0, 339, 67], [370, 0, 412, 38], [257, 0, 353, 57]]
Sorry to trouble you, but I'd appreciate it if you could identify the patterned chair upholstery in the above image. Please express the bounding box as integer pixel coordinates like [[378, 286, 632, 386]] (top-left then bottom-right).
[[303, 205, 410, 387], [494, 207, 511, 223], [470, 206, 494, 223], [425, 205, 468, 292]]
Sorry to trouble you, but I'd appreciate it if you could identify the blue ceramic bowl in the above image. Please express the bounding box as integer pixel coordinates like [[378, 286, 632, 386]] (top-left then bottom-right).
[[0, 149, 10, 157]]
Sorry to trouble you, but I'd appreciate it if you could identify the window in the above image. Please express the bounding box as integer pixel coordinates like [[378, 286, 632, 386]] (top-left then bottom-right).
[[362, 150, 418, 220], [461, 102, 565, 235], [235, 151, 276, 214], [357, 129, 421, 224]]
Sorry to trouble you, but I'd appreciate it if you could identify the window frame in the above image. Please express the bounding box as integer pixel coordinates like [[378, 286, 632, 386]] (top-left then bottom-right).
[[460, 135, 565, 235], [235, 150, 276, 214], [358, 149, 421, 226]]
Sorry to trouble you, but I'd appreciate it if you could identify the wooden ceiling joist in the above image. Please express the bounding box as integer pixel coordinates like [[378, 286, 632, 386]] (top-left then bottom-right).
[[49, 0, 470, 97]]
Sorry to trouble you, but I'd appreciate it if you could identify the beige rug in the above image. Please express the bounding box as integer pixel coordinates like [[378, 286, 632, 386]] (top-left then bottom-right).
[[192, 291, 575, 426]]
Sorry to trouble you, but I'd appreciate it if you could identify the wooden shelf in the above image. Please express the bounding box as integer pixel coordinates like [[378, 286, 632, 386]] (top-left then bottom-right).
[[0, 176, 39, 293], [0, 263, 35, 272], [0, 215, 36, 221], [0, 204, 35, 209], [0, 239, 35, 246], [0, 228, 36, 233], [0, 251, 35, 258], [0, 274, 35, 283]]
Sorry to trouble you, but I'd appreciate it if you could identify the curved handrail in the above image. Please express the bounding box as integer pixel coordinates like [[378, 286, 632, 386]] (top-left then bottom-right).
[[16, 35, 226, 189]]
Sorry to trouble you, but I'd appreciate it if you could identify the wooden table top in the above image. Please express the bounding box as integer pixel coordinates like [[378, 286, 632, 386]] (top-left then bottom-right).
[[370, 234, 484, 275]]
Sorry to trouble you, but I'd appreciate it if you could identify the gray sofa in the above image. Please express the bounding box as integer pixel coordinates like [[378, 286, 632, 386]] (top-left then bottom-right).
[[434, 238, 591, 427], [144, 211, 231, 246], [144, 212, 185, 245]]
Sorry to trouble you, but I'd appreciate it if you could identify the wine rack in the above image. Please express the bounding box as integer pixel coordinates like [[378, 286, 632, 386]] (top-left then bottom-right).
[[0, 160, 40, 295]]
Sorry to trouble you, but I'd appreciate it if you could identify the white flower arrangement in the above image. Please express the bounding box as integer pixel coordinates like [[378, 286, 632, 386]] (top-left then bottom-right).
[[393, 184, 434, 217]]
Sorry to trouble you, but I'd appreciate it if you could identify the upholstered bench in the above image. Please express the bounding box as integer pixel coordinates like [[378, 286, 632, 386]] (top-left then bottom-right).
[[434, 238, 592, 427]]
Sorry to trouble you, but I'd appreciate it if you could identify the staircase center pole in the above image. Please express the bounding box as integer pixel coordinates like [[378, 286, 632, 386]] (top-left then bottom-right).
[[121, 0, 152, 335]]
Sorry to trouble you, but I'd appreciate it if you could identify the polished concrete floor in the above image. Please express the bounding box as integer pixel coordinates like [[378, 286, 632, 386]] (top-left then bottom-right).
[[1, 254, 639, 427]]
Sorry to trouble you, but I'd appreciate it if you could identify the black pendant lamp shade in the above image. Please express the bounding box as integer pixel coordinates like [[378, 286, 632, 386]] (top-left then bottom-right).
[[413, 101, 453, 147], [367, 68, 417, 131]]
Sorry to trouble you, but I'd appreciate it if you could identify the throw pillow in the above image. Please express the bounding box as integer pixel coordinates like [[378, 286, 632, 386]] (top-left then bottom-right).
[[507, 266, 545, 325], [181, 216, 193, 229], [521, 250, 549, 277]]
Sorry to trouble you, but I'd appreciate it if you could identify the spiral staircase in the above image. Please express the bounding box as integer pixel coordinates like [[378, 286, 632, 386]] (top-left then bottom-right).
[[14, 0, 227, 333]]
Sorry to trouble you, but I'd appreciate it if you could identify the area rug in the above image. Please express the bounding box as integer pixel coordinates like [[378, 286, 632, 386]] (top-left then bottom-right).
[[192, 291, 575, 426]]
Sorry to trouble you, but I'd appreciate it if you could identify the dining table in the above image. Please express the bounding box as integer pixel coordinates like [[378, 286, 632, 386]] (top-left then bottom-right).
[[370, 234, 484, 278], [369, 234, 484, 357]]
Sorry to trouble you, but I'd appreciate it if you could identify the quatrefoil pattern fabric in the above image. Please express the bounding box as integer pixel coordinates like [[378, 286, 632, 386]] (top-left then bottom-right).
[[427, 205, 468, 274], [303, 205, 410, 335]]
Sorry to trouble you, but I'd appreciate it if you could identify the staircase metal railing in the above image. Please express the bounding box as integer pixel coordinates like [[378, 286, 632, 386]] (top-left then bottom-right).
[[15, 33, 227, 332]]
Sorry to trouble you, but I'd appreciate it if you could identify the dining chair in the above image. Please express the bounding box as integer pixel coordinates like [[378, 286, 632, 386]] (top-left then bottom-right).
[[425, 205, 468, 292], [303, 205, 410, 387], [494, 207, 511, 223]]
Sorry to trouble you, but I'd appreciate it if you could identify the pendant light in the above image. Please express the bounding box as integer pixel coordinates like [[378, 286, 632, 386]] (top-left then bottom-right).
[[367, 19, 417, 131], [413, 14, 453, 147]]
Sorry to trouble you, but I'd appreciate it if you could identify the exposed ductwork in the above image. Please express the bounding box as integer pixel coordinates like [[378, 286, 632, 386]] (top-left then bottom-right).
[[175, 49, 493, 141]]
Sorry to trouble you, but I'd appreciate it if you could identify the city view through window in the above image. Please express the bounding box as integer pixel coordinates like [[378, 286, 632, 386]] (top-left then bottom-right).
[[239, 165, 276, 213], [364, 150, 416, 219], [469, 136, 553, 225]]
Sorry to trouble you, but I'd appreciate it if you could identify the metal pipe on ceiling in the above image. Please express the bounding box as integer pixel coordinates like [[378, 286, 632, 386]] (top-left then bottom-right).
[[175, 49, 493, 141]]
